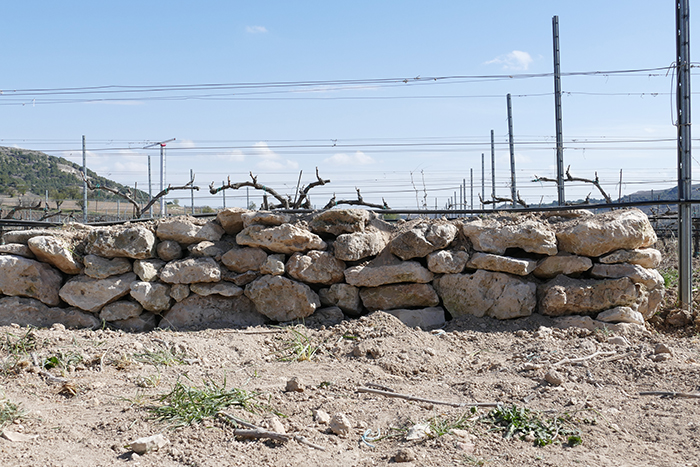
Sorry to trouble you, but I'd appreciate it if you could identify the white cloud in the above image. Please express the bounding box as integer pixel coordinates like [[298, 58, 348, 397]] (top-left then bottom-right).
[[215, 150, 245, 163], [176, 139, 197, 149], [253, 142, 298, 170], [323, 151, 376, 166], [246, 25, 267, 34], [485, 50, 534, 71]]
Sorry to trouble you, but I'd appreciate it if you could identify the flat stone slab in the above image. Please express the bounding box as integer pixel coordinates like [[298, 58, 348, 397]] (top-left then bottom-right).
[[0, 255, 63, 306], [160, 295, 266, 330], [59, 272, 137, 312], [0, 296, 100, 329]]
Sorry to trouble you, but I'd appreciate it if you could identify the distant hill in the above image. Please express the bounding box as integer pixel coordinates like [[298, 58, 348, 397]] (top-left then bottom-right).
[[0, 146, 148, 202]]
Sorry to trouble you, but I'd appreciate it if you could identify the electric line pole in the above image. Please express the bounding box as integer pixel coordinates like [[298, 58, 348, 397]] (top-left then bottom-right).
[[553, 15, 565, 205], [82, 135, 87, 223], [481, 153, 485, 210], [491, 130, 496, 210], [143, 138, 175, 218], [507, 94, 517, 208]]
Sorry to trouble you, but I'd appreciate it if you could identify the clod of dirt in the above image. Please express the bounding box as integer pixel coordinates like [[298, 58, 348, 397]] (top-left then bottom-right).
[[395, 448, 416, 463], [329, 414, 352, 437], [312, 409, 330, 425], [544, 369, 565, 386], [654, 343, 673, 355], [285, 377, 305, 392]]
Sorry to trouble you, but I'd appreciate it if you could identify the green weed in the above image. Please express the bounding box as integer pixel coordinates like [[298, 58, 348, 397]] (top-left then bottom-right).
[[276, 327, 320, 362], [1, 327, 39, 356], [481, 404, 580, 446], [0, 398, 26, 428], [427, 412, 474, 438], [133, 347, 185, 367], [660, 268, 679, 288], [42, 351, 84, 370]]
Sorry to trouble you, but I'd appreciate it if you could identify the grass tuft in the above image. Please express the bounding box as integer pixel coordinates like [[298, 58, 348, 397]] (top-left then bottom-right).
[[0, 398, 26, 428], [276, 327, 320, 362], [481, 404, 580, 446]]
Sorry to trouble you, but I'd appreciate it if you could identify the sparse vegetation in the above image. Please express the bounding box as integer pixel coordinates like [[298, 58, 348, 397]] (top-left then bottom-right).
[[481, 404, 580, 447], [0, 397, 25, 428], [275, 327, 321, 362]]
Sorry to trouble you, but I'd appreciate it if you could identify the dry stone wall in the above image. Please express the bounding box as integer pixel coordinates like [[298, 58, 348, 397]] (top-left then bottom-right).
[[0, 208, 664, 333]]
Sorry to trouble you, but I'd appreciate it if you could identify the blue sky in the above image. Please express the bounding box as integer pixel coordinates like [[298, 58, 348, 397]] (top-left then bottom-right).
[[0, 1, 695, 209]]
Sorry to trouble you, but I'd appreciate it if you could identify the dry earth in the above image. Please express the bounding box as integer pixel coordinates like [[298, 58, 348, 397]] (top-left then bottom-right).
[[0, 308, 699, 467]]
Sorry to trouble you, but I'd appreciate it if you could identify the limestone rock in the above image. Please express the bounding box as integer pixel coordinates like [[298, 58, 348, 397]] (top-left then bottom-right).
[[241, 211, 291, 227], [86, 226, 156, 259], [333, 230, 389, 262], [556, 208, 657, 257], [386, 307, 446, 329], [553, 315, 647, 336], [426, 250, 469, 274], [217, 207, 249, 235], [435, 270, 536, 320], [130, 281, 172, 313], [156, 217, 224, 245], [245, 275, 320, 321], [169, 284, 190, 302], [0, 296, 100, 329], [538, 275, 639, 317], [0, 255, 63, 306], [318, 283, 363, 317], [110, 312, 157, 332], [129, 434, 169, 455], [27, 236, 83, 274], [160, 294, 266, 330], [159, 257, 221, 284], [187, 240, 229, 259], [467, 252, 537, 276], [304, 306, 345, 327], [360, 283, 439, 311], [260, 254, 285, 275], [133, 259, 166, 282], [0, 243, 35, 259], [596, 306, 645, 325], [190, 282, 243, 297], [599, 248, 662, 269], [309, 209, 370, 236], [344, 253, 433, 288], [636, 286, 665, 320], [236, 224, 326, 254], [59, 273, 137, 312], [84, 255, 132, 279], [3, 228, 61, 245], [533, 255, 592, 279], [590, 263, 664, 290], [462, 216, 557, 256], [221, 247, 268, 273], [286, 251, 346, 285], [220, 270, 259, 286], [99, 300, 143, 322], [329, 414, 352, 437], [156, 240, 182, 261], [390, 222, 458, 260]]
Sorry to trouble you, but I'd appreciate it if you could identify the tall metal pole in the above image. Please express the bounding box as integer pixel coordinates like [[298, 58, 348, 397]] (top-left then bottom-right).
[[507, 94, 517, 208], [462, 179, 466, 210], [82, 135, 87, 223], [677, 0, 693, 309], [160, 143, 166, 217], [481, 153, 485, 210], [148, 155, 153, 218], [470, 168, 474, 210], [491, 130, 496, 210], [553, 16, 565, 205], [222, 180, 226, 209]]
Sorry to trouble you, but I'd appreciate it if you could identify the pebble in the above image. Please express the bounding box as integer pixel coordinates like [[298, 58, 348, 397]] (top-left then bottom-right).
[[313, 409, 330, 425], [129, 434, 169, 455], [649, 353, 672, 362], [544, 369, 565, 386], [329, 414, 352, 437], [285, 377, 305, 392], [395, 448, 416, 463], [654, 343, 673, 355], [608, 336, 629, 346]]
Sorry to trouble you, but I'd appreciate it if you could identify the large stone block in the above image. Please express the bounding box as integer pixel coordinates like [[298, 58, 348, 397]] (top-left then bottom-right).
[[156, 217, 224, 245], [221, 247, 268, 273], [130, 281, 173, 312], [590, 263, 664, 291], [309, 209, 370, 236], [344, 259, 433, 288], [0, 296, 100, 329], [462, 216, 557, 256], [0, 255, 63, 306], [390, 222, 458, 260], [159, 257, 221, 284], [27, 236, 83, 274], [334, 230, 389, 262], [59, 272, 137, 312], [435, 270, 536, 320], [160, 294, 266, 330], [236, 224, 326, 254], [537, 275, 639, 317], [318, 283, 362, 317], [84, 255, 132, 279], [426, 250, 469, 274], [86, 226, 156, 259], [467, 252, 537, 276], [217, 208, 250, 235], [244, 275, 320, 322], [532, 255, 592, 279], [360, 283, 439, 312], [286, 251, 345, 285], [599, 248, 662, 269]]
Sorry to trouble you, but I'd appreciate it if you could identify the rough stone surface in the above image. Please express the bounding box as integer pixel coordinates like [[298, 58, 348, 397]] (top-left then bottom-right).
[[59, 272, 137, 312], [286, 251, 346, 285], [590, 263, 664, 291], [110, 312, 157, 333], [318, 284, 362, 317], [359, 283, 439, 311], [130, 281, 173, 312], [169, 284, 190, 302], [2, 229, 61, 245], [0, 255, 63, 306], [190, 282, 243, 298], [462, 216, 557, 256], [386, 307, 446, 329], [84, 255, 132, 279], [0, 243, 35, 259], [538, 275, 639, 317], [344, 253, 433, 288], [390, 222, 458, 260], [556, 208, 657, 257], [156, 217, 224, 245], [426, 250, 469, 274], [533, 255, 592, 279], [329, 414, 352, 437], [637, 286, 665, 320], [309, 209, 370, 236], [99, 300, 143, 322], [304, 306, 345, 327], [217, 207, 249, 235], [435, 270, 536, 320], [553, 315, 647, 336], [160, 294, 266, 330], [221, 270, 260, 286], [221, 247, 268, 273], [133, 259, 166, 282], [245, 275, 320, 321], [86, 226, 156, 259], [334, 230, 389, 262], [596, 306, 645, 325], [599, 248, 662, 269], [0, 296, 100, 329], [156, 240, 183, 261], [236, 224, 326, 254], [260, 254, 285, 276], [467, 252, 537, 276], [242, 211, 291, 227], [27, 236, 83, 274], [159, 257, 221, 284], [187, 241, 229, 259]]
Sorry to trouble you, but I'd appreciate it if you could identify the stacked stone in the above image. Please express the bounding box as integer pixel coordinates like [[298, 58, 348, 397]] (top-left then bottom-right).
[[0, 207, 663, 331]]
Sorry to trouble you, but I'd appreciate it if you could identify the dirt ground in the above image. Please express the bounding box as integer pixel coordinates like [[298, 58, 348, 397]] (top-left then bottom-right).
[[0, 306, 699, 467]]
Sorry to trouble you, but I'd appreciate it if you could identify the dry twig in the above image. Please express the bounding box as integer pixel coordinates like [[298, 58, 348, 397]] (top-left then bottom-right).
[[357, 387, 499, 408], [217, 412, 326, 451], [639, 391, 700, 399], [551, 351, 616, 367]]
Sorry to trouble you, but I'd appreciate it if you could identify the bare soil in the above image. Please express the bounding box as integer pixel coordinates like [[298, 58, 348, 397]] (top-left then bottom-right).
[[1, 307, 699, 467]]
